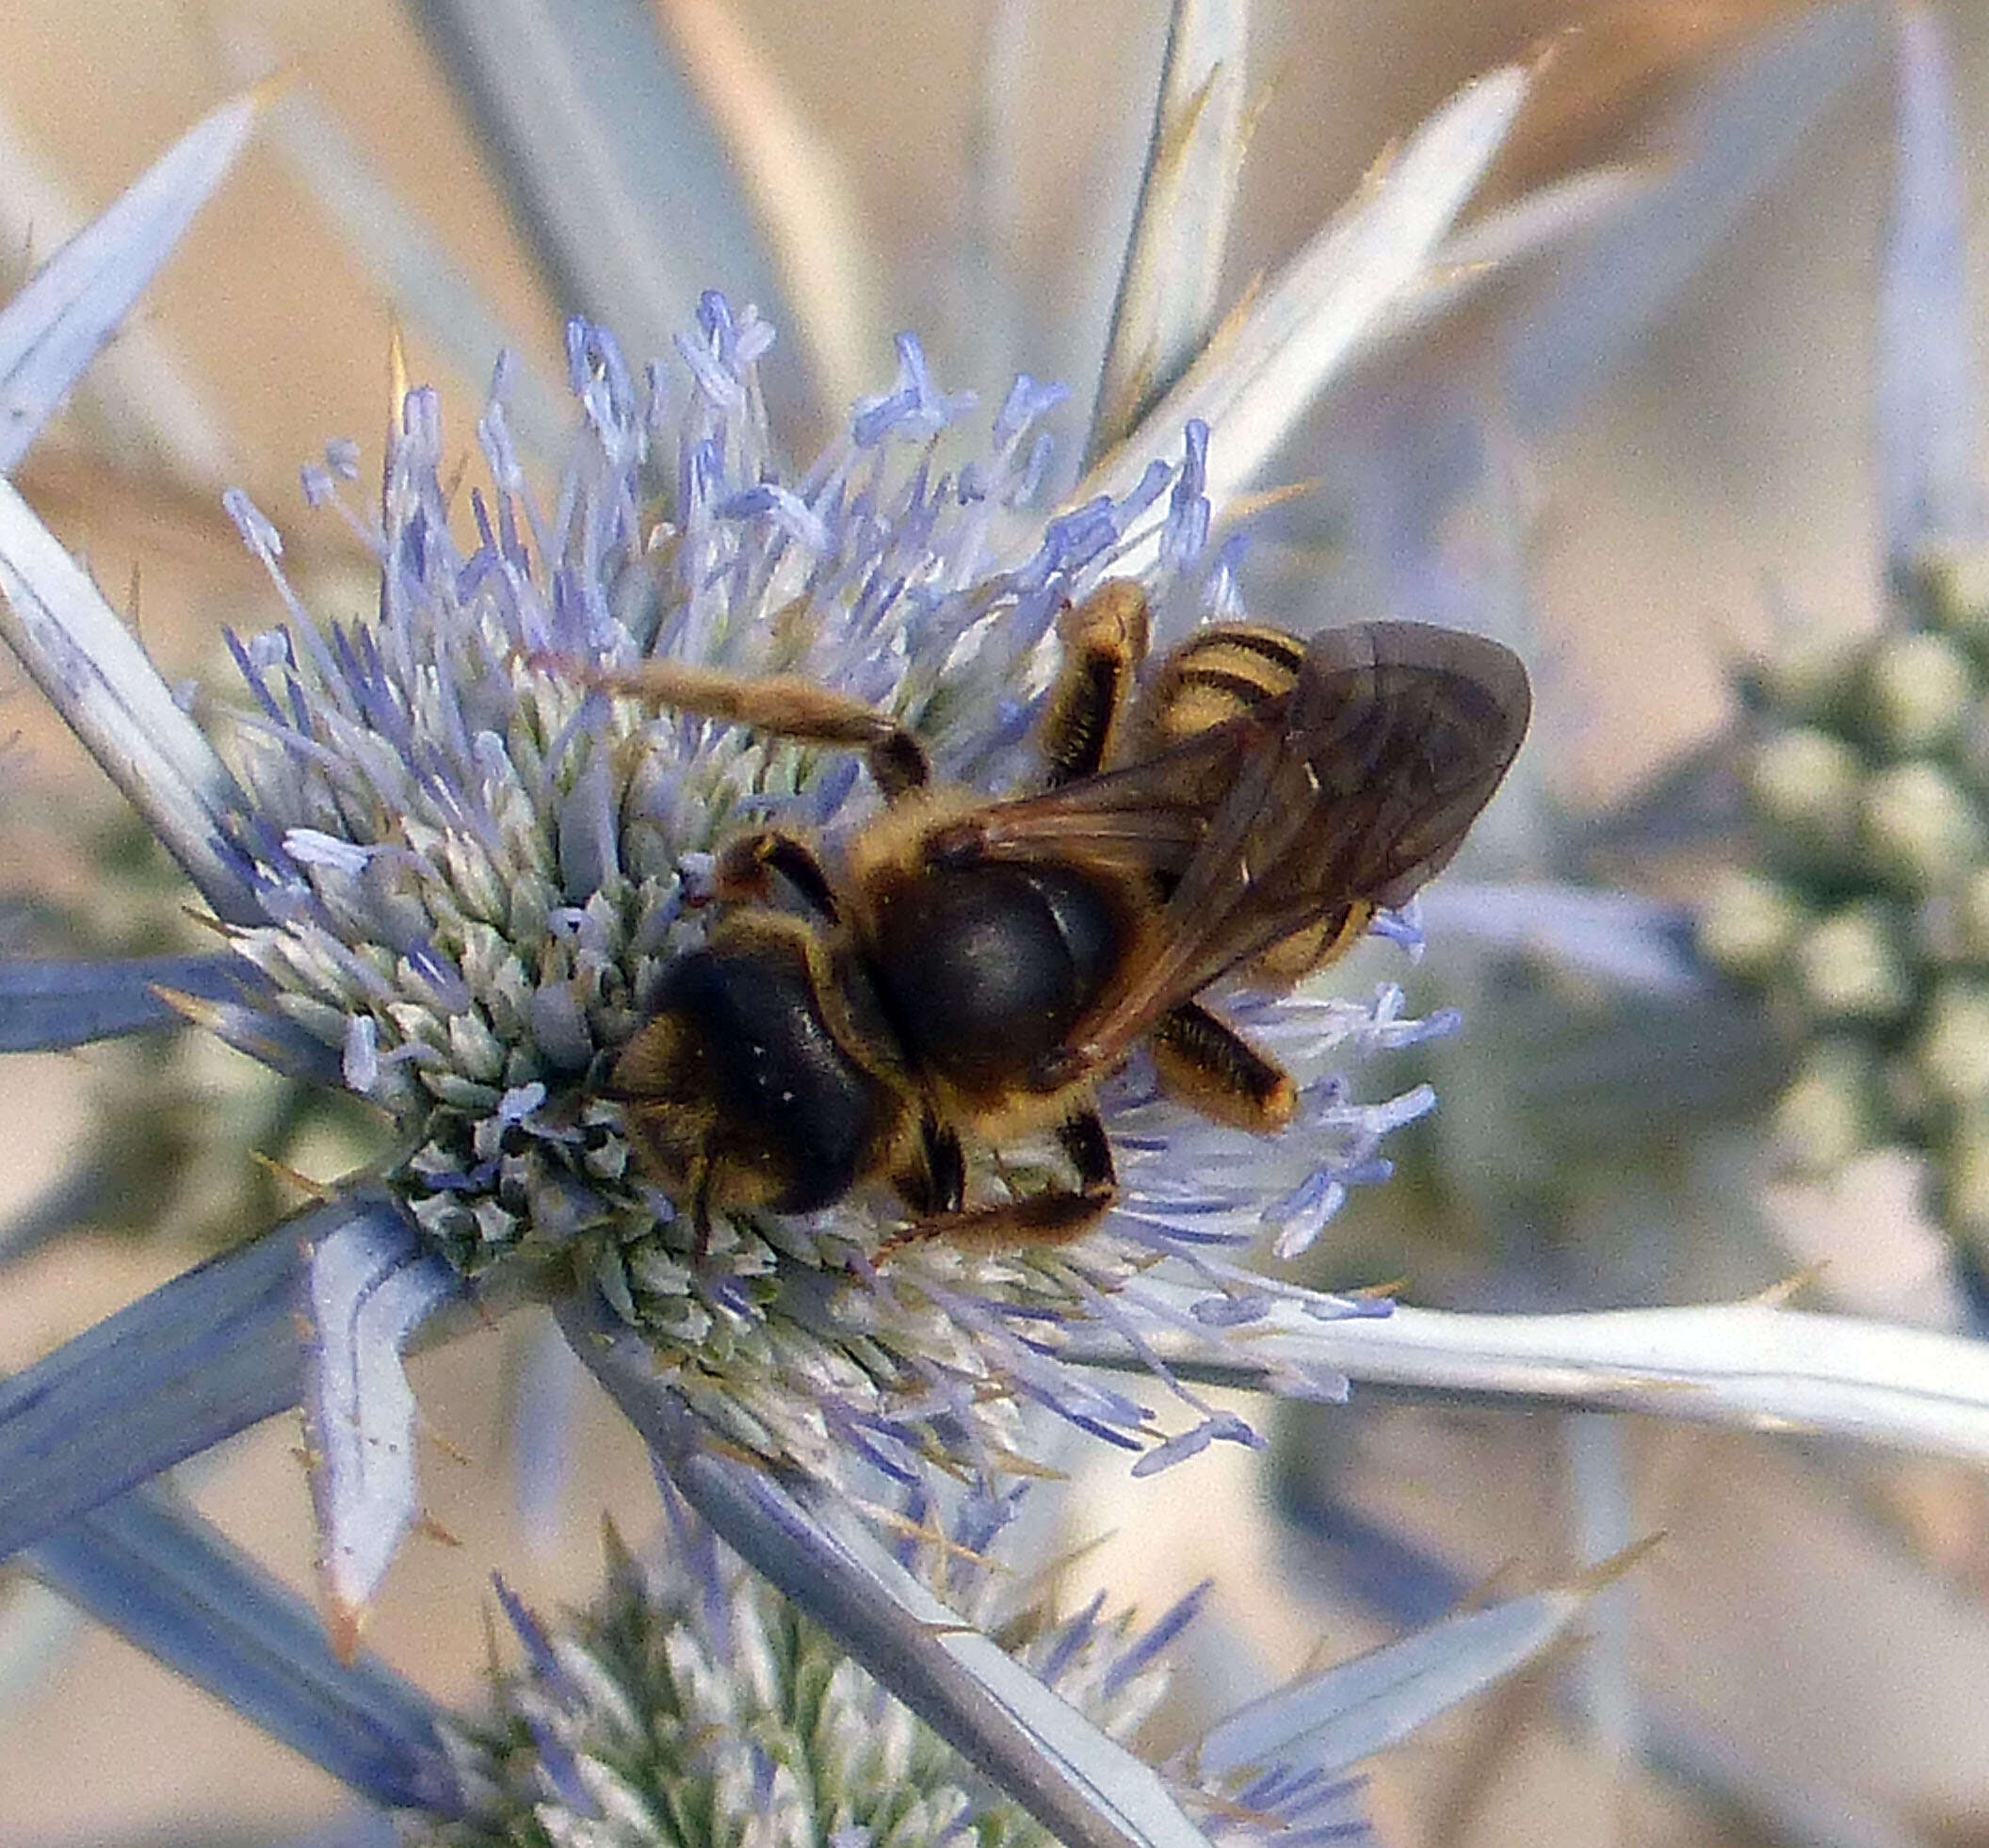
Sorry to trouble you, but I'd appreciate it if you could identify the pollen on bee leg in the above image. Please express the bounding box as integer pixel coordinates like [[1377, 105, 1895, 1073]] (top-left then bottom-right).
[[1039, 579, 1153, 785], [1056, 579, 1151, 657], [1149, 1001, 1297, 1132]]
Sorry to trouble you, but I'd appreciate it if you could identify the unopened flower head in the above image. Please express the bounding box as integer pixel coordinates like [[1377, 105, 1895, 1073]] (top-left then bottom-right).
[[1700, 554, 1989, 1258], [428, 1495, 1365, 1848], [205, 298, 1437, 1475]]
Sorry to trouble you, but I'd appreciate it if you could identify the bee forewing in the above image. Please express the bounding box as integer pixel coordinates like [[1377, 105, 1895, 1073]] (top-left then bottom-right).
[[1061, 621, 1529, 1070], [931, 719, 1247, 872], [1291, 621, 1530, 900]]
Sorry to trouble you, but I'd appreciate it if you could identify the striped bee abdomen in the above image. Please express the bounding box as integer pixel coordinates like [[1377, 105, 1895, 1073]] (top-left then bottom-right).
[[1136, 624, 1370, 990], [1134, 624, 1309, 750]]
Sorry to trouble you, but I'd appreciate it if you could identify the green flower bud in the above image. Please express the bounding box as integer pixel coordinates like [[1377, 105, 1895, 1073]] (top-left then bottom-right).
[[1747, 727, 1862, 859], [1698, 869, 1808, 979], [1860, 761, 1984, 892], [1793, 901, 1915, 1023], [1773, 1038, 1882, 1173], [1917, 980, 1989, 1107], [1955, 867, 1989, 961], [1744, 637, 1862, 723], [1910, 543, 1989, 643], [1856, 631, 1976, 754]]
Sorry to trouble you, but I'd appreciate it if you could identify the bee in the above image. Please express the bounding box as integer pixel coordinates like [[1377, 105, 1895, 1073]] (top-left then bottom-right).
[[554, 582, 1528, 1253]]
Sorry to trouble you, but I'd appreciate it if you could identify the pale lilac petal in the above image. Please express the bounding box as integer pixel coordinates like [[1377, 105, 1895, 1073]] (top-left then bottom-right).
[[0, 1222, 312, 1561], [409, 0, 790, 387], [0, 476, 261, 923], [300, 1203, 462, 1649], [1089, 0, 1251, 460], [26, 1483, 461, 1811], [1415, 882, 1709, 996], [1084, 64, 1528, 560], [1076, 1289, 1989, 1463], [0, 89, 259, 471], [0, 951, 244, 1050], [1195, 1560, 1642, 1779]]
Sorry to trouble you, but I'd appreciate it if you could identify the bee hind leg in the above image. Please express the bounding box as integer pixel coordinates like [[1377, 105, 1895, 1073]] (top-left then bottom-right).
[[881, 1110, 1115, 1254], [1150, 1000, 1297, 1132], [1039, 581, 1151, 786]]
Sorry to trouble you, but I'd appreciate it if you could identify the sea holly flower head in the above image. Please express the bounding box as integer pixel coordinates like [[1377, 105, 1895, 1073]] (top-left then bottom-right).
[[202, 298, 1436, 1479], [427, 1493, 1366, 1848], [1697, 561, 1989, 1261]]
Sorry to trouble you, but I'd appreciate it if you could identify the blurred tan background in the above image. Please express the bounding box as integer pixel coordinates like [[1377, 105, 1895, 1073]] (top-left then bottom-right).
[[1, 3, 1985, 1845]]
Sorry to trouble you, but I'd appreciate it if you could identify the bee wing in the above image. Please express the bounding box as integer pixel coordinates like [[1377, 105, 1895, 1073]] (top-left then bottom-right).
[[991, 622, 1530, 1078], [940, 717, 1253, 876]]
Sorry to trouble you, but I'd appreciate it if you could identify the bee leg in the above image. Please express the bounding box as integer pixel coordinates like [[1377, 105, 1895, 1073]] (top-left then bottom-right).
[[895, 1113, 965, 1216], [882, 1110, 1115, 1253], [688, 1170, 715, 1269], [709, 830, 840, 921], [1055, 1108, 1117, 1214], [1150, 1000, 1297, 1131], [546, 657, 930, 800], [1039, 581, 1151, 785]]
